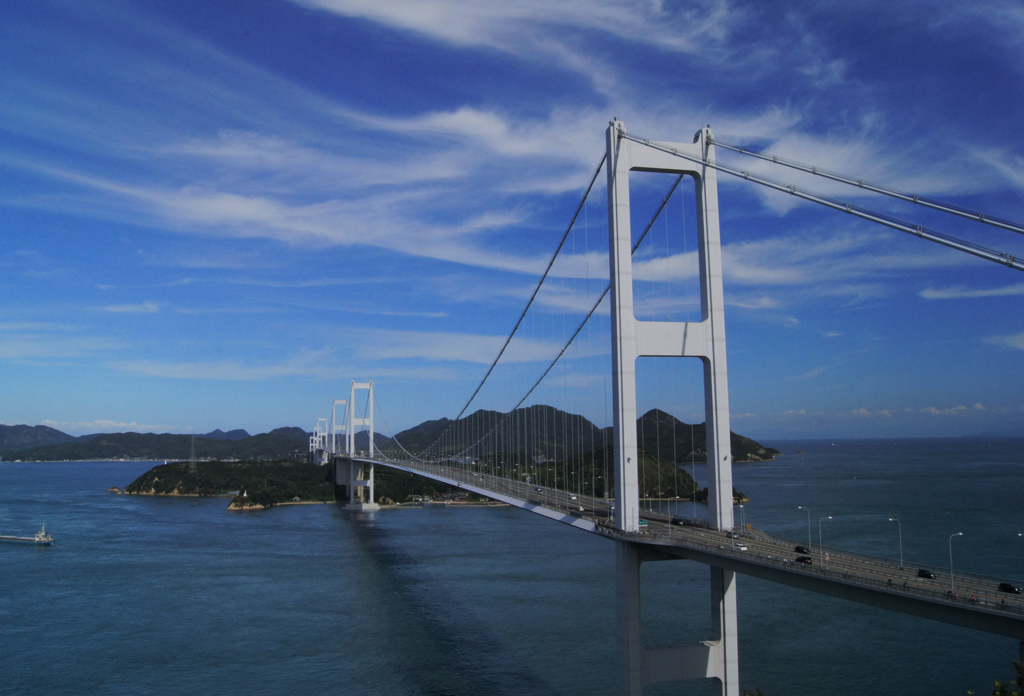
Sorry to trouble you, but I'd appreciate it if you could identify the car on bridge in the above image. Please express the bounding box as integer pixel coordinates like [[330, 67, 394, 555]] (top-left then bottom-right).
[[998, 582, 1022, 594], [917, 569, 937, 579], [795, 556, 812, 564], [794, 545, 811, 554]]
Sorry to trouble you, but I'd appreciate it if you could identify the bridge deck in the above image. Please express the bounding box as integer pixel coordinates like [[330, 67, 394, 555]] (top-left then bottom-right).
[[342, 456, 1024, 641]]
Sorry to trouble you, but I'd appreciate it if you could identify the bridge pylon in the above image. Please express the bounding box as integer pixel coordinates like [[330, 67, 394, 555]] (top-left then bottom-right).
[[330, 398, 347, 456], [607, 121, 739, 695], [340, 380, 379, 511], [309, 418, 330, 465]]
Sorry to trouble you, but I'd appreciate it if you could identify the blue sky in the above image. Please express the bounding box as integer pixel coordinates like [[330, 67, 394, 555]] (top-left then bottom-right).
[[1, 0, 1023, 440]]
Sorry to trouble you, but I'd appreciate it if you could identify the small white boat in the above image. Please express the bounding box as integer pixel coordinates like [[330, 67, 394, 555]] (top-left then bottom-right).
[[0, 523, 53, 545]]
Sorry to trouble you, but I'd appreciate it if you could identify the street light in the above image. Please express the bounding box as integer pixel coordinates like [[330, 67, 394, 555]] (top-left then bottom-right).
[[798, 506, 812, 551], [819, 516, 832, 566], [738, 504, 745, 532], [889, 518, 903, 568], [949, 532, 963, 594]]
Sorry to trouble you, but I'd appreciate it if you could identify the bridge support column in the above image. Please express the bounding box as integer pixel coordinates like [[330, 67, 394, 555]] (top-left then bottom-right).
[[617, 541, 739, 695], [616, 541, 644, 696], [711, 567, 740, 692], [344, 459, 379, 511], [607, 120, 739, 695]]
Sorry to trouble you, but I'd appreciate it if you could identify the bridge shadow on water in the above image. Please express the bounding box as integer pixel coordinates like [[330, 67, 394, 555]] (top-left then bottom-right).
[[345, 508, 561, 696]]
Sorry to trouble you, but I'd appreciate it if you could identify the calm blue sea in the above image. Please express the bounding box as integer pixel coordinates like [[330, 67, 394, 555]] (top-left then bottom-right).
[[1, 437, 1022, 695]]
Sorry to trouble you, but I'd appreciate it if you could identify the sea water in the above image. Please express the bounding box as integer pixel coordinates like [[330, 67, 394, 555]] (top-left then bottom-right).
[[0, 437, 1021, 695]]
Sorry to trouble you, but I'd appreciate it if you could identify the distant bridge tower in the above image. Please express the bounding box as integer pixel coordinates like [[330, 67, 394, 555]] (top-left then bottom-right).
[[607, 121, 739, 695], [309, 418, 330, 465], [188, 434, 197, 474], [338, 380, 378, 511], [330, 398, 347, 455]]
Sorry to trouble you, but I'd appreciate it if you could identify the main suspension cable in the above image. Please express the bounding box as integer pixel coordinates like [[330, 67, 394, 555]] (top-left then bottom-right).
[[415, 154, 607, 458], [622, 134, 1024, 272], [711, 137, 1024, 237]]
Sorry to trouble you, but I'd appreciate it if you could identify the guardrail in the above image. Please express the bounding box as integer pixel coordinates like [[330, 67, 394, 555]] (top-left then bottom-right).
[[632, 525, 1024, 617], [359, 456, 1024, 616], [744, 527, 1017, 588]]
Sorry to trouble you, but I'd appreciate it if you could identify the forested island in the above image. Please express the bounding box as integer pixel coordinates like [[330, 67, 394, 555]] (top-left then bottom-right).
[[120, 459, 337, 510], [118, 459, 476, 510]]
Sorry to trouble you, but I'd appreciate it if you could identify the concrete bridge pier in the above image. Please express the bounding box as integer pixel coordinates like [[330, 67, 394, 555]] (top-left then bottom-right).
[[334, 457, 380, 511], [616, 542, 739, 695]]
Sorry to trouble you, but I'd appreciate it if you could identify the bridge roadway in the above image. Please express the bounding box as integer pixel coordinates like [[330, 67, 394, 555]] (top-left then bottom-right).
[[347, 455, 1024, 644]]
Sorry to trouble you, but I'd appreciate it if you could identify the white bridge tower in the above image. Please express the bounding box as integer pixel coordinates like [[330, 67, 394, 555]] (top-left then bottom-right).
[[339, 380, 379, 511], [607, 121, 739, 695]]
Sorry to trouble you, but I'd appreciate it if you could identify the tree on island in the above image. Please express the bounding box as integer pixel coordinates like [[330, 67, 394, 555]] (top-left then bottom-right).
[[989, 660, 1024, 696]]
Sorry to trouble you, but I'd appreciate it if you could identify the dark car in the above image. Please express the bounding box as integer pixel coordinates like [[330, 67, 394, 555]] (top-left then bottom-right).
[[998, 582, 1022, 595], [795, 556, 813, 564], [794, 545, 811, 554], [725, 531, 737, 539], [917, 569, 937, 579]]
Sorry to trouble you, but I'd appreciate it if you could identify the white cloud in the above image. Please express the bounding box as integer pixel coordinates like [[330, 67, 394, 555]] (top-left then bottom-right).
[[921, 405, 969, 416], [0, 321, 78, 332], [0, 330, 122, 361], [722, 229, 973, 288], [292, 0, 738, 59], [111, 350, 455, 382], [359, 329, 565, 364], [40, 419, 178, 434], [920, 283, 1024, 300], [850, 408, 894, 418], [728, 296, 779, 310], [99, 302, 161, 314], [798, 366, 826, 379], [985, 331, 1024, 351]]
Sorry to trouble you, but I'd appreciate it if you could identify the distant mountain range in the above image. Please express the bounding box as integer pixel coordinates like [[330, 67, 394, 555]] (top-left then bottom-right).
[[0, 407, 779, 464], [0, 425, 308, 462], [0, 424, 78, 451], [198, 429, 251, 441], [386, 405, 778, 463]]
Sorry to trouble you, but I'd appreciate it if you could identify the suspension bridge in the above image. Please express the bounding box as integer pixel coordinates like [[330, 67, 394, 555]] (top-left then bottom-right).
[[310, 122, 1024, 695]]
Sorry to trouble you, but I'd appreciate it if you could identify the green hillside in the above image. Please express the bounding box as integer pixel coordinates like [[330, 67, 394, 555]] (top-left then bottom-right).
[[5, 428, 309, 462], [123, 459, 335, 508], [0, 424, 77, 451], [388, 405, 778, 465]]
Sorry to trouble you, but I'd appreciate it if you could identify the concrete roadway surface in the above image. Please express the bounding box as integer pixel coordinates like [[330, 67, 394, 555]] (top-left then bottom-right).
[[378, 458, 1024, 639]]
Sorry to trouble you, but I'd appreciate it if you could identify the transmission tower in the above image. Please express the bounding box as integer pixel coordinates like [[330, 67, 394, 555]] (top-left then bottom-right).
[[188, 434, 196, 474]]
